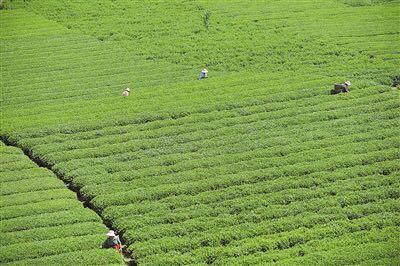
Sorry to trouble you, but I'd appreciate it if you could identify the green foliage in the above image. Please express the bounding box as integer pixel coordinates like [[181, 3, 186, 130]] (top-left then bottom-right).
[[0, 0, 8, 10], [0, 146, 123, 264], [203, 10, 211, 30], [341, 0, 398, 7], [6, 248, 122, 266], [0, 0, 399, 264]]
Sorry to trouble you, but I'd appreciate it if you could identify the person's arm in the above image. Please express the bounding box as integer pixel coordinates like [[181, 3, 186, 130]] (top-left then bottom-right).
[[116, 235, 122, 245]]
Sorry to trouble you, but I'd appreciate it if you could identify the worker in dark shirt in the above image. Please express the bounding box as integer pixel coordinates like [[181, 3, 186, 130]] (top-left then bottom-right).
[[101, 230, 122, 253], [331, 81, 351, 94]]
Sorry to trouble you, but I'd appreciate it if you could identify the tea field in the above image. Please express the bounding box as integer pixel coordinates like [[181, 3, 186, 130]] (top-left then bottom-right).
[[0, 142, 123, 265], [0, 0, 399, 265]]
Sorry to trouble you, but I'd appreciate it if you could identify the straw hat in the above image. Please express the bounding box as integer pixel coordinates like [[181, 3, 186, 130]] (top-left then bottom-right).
[[106, 230, 116, 237], [344, 81, 351, 86], [125, 88, 130, 92]]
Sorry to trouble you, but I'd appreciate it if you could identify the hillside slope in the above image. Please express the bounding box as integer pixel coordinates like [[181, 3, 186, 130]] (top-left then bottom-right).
[[0, 142, 123, 265], [1, 0, 399, 265]]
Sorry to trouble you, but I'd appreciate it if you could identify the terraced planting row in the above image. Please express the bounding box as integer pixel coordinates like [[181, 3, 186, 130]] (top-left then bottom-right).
[[0, 9, 198, 132], [1, 0, 399, 264], [2, 0, 399, 133], [0, 143, 123, 265], [8, 82, 398, 264], [12, 0, 399, 73], [25, 88, 397, 163]]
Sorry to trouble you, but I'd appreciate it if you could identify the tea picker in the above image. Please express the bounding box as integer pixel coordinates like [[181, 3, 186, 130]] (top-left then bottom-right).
[[101, 230, 122, 253], [122, 88, 130, 97], [331, 81, 351, 95], [198, 68, 208, 80]]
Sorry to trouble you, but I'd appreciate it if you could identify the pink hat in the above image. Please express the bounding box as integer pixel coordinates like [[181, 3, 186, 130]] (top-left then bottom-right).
[[106, 230, 115, 237]]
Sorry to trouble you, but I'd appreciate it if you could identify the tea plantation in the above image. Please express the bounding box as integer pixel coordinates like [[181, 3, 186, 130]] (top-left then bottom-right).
[[0, 143, 123, 265], [0, 0, 399, 265]]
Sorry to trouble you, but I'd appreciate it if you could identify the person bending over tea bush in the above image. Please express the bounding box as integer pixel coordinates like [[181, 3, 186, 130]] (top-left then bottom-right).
[[198, 68, 208, 79], [331, 81, 351, 94], [122, 88, 130, 97], [101, 230, 122, 253]]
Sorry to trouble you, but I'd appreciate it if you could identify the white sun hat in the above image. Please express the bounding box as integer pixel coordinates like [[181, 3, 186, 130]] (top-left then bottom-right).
[[106, 230, 116, 237], [344, 81, 351, 86], [125, 88, 130, 92]]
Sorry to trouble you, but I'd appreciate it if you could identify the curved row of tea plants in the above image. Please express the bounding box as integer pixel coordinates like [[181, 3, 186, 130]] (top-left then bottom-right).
[[8, 83, 399, 264], [0, 143, 123, 265], [1, 0, 399, 265]]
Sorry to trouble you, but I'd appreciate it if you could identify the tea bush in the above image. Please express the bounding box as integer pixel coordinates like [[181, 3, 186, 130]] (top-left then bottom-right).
[[1, 0, 399, 264]]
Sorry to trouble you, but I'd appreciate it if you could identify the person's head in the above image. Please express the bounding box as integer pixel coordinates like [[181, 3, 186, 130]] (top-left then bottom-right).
[[344, 81, 351, 86], [106, 230, 116, 238]]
